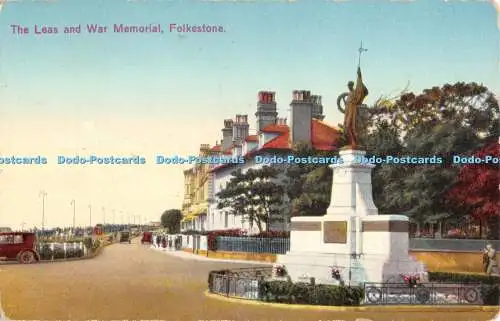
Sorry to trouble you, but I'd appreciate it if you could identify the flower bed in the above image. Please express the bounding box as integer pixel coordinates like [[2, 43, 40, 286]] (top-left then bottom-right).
[[259, 280, 364, 306], [208, 268, 364, 306]]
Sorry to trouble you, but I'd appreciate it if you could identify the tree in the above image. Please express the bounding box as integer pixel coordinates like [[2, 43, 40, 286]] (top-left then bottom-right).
[[160, 209, 183, 233], [369, 82, 498, 138], [292, 166, 332, 216], [359, 82, 498, 224], [217, 166, 285, 233], [446, 140, 500, 239], [278, 142, 337, 216]]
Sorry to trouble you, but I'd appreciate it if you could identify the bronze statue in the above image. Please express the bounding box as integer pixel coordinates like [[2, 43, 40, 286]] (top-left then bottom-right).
[[337, 43, 369, 149]]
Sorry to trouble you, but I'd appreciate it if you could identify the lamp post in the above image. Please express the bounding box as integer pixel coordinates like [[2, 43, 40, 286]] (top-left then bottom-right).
[[102, 207, 106, 225], [112, 209, 116, 224], [39, 190, 47, 231], [70, 200, 76, 230]]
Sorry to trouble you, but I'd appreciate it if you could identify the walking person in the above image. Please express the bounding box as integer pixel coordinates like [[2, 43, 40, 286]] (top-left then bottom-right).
[[484, 243, 499, 275]]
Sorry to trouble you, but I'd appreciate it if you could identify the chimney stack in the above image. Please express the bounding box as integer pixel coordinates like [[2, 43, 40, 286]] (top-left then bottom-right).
[[277, 117, 287, 125], [221, 119, 233, 151], [200, 143, 210, 154], [311, 95, 325, 120], [232, 114, 249, 146], [290, 90, 313, 146], [255, 91, 278, 132]]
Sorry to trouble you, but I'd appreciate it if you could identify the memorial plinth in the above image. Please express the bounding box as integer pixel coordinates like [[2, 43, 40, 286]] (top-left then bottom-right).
[[277, 149, 427, 285]]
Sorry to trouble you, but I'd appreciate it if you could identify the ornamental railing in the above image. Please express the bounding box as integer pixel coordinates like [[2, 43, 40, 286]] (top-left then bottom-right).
[[363, 282, 483, 305]]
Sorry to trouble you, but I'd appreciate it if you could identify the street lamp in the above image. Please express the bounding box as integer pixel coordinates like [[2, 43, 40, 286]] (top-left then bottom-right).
[[102, 207, 106, 224], [70, 200, 76, 230], [39, 190, 47, 231], [112, 209, 116, 224]]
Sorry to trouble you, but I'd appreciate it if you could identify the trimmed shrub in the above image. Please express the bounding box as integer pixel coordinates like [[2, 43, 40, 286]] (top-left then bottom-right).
[[65, 247, 84, 258], [259, 280, 364, 306], [256, 231, 290, 238], [83, 237, 93, 251], [428, 272, 499, 305], [52, 245, 66, 259], [38, 244, 53, 260], [207, 229, 246, 251], [91, 239, 101, 252]]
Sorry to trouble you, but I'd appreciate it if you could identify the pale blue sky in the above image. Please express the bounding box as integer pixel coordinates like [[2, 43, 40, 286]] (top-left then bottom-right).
[[0, 0, 497, 228], [0, 0, 497, 118]]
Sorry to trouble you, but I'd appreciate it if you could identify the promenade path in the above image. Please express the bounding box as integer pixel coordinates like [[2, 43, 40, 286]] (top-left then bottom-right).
[[0, 239, 496, 321]]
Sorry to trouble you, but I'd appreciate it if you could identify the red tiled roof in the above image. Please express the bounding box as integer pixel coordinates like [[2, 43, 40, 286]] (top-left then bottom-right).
[[262, 130, 290, 149], [210, 119, 340, 173], [311, 120, 341, 151], [245, 135, 259, 142], [261, 124, 289, 133], [211, 145, 222, 152]]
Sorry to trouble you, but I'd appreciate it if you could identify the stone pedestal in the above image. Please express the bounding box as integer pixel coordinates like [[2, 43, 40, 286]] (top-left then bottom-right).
[[277, 149, 427, 285]]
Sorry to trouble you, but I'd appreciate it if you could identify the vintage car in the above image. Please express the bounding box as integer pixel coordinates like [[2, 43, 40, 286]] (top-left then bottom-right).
[[0, 232, 40, 264], [119, 231, 131, 243], [93, 224, 103, 235], [141, 231, 152, 244]]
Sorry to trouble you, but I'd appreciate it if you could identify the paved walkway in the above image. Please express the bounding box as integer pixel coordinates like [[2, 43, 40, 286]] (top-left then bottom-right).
[[0, 240, 496, 321], [150, 246, 273, 265]]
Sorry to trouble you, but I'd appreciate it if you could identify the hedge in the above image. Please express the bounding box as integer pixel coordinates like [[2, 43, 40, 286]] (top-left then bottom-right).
[[207, 270, 364, 306], [259, 280, 364, 306], [208, 270, 499, 306], [37, 243, 85, 260]]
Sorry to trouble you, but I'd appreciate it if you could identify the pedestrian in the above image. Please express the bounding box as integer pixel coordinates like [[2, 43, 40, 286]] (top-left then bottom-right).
[[483, 243, 499, 275], [483, 249, 489, 273]]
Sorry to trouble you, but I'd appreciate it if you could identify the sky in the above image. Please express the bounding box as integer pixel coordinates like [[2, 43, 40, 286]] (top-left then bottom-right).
[[0, 0, 497, 229]]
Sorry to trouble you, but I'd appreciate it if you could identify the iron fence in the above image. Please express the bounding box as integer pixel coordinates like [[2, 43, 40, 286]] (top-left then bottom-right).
[[208, 267, 492, 306], [410, 238, 500, 252], [215, 236, 290, 254], [211, 236, 498, 254], [210, 274, 263, 300], [363, 282, 483, 305], [208, 266, 272, 300]]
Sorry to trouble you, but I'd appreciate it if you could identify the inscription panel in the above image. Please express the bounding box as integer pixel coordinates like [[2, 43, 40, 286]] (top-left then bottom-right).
[[323, 221, 347, 243], [291, 221, 321, 231], [362, 221, 409, 233]]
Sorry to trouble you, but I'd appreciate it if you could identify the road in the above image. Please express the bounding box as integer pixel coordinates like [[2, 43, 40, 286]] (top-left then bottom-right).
[[0, 239, 497, 321]]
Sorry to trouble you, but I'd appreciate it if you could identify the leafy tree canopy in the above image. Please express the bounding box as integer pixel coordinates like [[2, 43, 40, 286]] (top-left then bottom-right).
[[361, 82, 498, 223], [216, 166, 285, 232], [160, 209, 183, 233]]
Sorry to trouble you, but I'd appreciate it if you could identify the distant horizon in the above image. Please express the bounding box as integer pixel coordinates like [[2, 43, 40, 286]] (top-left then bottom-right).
[[0, 0, 497, 228]]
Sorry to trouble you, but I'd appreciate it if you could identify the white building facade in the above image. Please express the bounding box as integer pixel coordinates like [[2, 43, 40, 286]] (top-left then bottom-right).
[[188, 90, 339, 234]]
